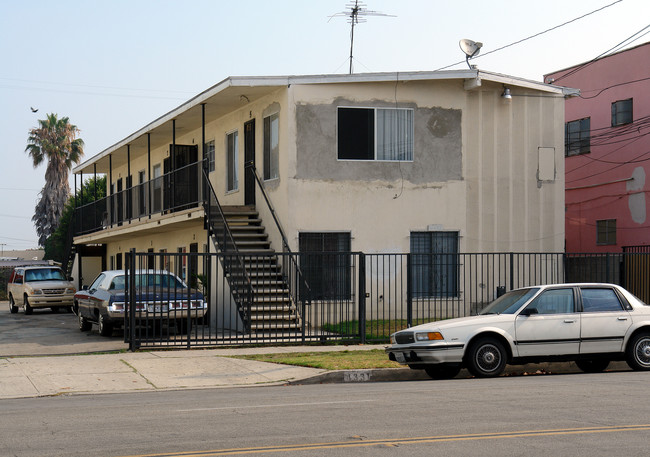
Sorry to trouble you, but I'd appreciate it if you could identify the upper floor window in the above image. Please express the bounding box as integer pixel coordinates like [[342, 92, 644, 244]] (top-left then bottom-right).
[[263, 113, 279, 180], [206, 140, 215, 172], [565, 117, 590, 156], [596, 219, 616, 245], [337, 107, 413, 161], [226, 131, 238, 192], [611, 98, 633, 126]]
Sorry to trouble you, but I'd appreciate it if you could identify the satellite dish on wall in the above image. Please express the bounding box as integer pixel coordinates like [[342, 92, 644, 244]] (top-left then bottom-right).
[[459, 39, 483, 69]]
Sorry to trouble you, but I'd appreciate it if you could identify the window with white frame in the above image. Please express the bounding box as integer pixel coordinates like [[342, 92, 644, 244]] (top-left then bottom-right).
[[337, 107, 413, 161], [206, 140, 215, 172], [264, 113, 279, 180], [226, 131, 238, 192]]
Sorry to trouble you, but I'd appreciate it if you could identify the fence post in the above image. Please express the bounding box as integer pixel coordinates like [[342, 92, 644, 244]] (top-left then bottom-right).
[[128, 248, 138, 351], [358, 253, 366, 344], [509, 252, 514, 291], [406, 253, 412, 328]]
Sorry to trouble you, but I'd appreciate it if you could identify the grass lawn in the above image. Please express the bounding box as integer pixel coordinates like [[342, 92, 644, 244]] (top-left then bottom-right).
[[231, 349, 402, 370]]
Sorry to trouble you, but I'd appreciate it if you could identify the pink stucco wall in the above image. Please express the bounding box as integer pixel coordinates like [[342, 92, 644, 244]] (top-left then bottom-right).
[[545, 42, 650, 252]]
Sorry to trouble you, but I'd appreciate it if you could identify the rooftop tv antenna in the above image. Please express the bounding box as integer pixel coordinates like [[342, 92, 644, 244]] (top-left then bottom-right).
[[459, 39, 483, 69], [329, 1, 395, 74]]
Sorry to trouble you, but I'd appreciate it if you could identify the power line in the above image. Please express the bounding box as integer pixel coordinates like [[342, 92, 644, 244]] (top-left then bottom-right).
[[578, 77, 650, 100], [434, 1, 623, 71]]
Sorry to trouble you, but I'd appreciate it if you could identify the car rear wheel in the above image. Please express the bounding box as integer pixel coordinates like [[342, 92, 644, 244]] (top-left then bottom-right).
[[98, 314, 113, 337], [467, 337, 507, 378], [575, 359, 610, 373], [9, 295, 18, 314], [424, 365, 461, 380], [626, 332, 650, 371], [78, 313, 92, 331], [23, 296, 33, 315]]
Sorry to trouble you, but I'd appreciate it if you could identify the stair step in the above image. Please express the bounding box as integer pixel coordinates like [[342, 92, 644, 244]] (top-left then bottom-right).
[[251, 322, 302, 330], [250, 304, 296, 312], [250, 314, 299, 321]]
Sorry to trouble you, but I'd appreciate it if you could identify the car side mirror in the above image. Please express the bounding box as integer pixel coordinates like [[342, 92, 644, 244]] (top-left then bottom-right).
[[69, 277, 74, 282], [81, 285, 89, 291], [520, 307, 538, 316]]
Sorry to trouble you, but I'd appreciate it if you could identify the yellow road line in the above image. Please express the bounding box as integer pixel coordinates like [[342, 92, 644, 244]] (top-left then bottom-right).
[[118, 424, 650, 457]]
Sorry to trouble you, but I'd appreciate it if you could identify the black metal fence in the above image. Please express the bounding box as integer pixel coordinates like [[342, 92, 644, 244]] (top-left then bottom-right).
[[121, 250, 650, 349]]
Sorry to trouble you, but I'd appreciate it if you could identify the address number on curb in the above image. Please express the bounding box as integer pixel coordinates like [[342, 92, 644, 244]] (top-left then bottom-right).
[[344, 371, 371, 382]]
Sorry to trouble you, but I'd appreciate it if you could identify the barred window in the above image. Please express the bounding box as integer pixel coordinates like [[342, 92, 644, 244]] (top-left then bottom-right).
[[596, 219, 616, 245], [411, 231, 459, 298], [565, 117, 590, 156], [611, 99, 633, 127], [299, 232, 351, 300]]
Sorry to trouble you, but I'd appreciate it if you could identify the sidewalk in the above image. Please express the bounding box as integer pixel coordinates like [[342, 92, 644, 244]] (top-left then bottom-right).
[[0, 343, 631, 400]]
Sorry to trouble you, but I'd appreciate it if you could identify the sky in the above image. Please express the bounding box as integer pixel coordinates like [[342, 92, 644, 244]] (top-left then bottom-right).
[[0, 0, 648, 252]]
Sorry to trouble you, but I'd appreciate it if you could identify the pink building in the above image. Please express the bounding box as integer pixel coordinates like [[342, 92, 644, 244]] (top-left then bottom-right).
[[545, 42, 650, 253]]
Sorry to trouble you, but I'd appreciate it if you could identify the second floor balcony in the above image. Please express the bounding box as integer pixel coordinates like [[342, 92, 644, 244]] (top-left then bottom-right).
[[74, 161, 204, 237]]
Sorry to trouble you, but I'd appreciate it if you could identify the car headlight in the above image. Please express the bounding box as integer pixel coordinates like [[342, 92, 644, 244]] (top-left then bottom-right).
[[415, 331, 444, 341], [390, 334, 396, 344], [31, 289, 43, 295], [65, 287, 76, 294]]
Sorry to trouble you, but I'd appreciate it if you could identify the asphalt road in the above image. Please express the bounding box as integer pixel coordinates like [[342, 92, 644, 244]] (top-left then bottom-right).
[[0, 302, 128, 356], [2, 371, 649, 457]]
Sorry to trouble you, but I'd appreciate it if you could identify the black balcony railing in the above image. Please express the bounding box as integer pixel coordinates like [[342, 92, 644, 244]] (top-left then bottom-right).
[[74, 161, 202, 236]]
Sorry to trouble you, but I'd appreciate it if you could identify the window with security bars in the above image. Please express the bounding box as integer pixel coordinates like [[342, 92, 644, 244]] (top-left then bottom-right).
[[596, 219, 616, 245], [565, 117, 590, 156], [337, 107, 413, 161], [611, 99, 632, 126], [410, 231, 459, 298], [299, 232, 351, 300]]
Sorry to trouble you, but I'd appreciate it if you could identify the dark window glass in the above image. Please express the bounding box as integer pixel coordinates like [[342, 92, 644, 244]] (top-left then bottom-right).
[[611, 98, 633, 126], [410, 232, 459, 298], [565, 117, 590, 156], [581, 288, 623, 312], [299, 232, 351, 300], [338, 108, 374, 160], [596, 219, 616, 245]]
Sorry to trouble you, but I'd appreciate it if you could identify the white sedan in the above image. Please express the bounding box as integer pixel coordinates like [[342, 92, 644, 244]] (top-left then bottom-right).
[[386, 283, 650, 379]]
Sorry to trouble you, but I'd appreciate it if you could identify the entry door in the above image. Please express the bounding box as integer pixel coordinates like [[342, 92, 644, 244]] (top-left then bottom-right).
[[244, 119, 256, 206]]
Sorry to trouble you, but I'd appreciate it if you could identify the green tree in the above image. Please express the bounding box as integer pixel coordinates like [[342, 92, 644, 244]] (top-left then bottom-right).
[[43, 176, 106, 263], [26, 113, 84, 247]]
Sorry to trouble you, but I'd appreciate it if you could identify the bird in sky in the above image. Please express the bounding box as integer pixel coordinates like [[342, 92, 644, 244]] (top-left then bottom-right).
[[30, 107, 38, 113]]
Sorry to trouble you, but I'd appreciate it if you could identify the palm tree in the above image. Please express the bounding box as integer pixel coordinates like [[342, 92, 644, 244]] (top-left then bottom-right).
[[26, 113, 84, 247]]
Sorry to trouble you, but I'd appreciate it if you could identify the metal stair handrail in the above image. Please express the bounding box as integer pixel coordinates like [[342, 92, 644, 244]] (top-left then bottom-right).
[[202, 167, 255, 331], [246, 162, 312, 301]]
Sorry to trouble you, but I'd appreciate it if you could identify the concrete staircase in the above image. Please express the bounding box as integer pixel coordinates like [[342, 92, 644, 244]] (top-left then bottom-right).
[[212, 206, 302, 333]]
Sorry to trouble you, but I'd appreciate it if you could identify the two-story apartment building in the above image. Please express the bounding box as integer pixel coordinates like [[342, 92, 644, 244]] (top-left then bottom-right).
[[545, 42, 650, 252], [70, 70, 574, 335]]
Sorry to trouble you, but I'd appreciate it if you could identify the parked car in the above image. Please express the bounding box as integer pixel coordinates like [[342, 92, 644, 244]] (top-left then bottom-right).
[[73, 270, 207, 336], [7, 266, 75, 314], [386, 283, 650, 379]]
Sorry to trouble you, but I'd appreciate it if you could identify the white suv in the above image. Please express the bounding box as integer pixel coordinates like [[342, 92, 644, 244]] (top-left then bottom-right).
[[7, 266, 76, 314]]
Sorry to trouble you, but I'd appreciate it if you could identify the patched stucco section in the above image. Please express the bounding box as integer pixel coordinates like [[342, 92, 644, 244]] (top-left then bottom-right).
[[295, 99, 462, 184], [627, 166, 647, 224]]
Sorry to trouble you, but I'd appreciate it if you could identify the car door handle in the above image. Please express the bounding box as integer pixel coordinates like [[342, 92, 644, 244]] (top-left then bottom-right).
[[617, 317, 628, 321], [564, 319, 577, 323]]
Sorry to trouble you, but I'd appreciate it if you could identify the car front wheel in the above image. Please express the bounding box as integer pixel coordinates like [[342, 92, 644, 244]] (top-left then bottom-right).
[[24, 296, 33, 315], [9, 295, 18, 314], [467, 337, 507, 378], [626, 332, 650, 371], [79, 313, 92, 331], [576, 359, 610, 373], [98, 314, 113, 337]]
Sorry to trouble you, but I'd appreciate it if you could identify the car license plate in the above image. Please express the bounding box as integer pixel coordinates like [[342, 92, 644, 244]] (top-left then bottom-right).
[[148, 305, 168, 313], [395, 352, 406, 363]]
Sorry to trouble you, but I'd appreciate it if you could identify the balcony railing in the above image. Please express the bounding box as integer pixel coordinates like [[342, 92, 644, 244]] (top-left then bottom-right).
[[74, 161, 203, 236]]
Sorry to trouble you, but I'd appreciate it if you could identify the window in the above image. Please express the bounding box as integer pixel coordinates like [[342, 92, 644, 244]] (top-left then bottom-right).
[[410, 231, 459, 298], [611, 98, 633, 126], [338, 107, 413, 161], [226, 131, 238, 192], [565, 117, 590, 156], [581, 288, 624, 312], [528, 288, 574, 314], [299, 232, 351, 300], [596, 219, 616, 245], [206, 140, 215, 172], [263, 113, 279, 180]]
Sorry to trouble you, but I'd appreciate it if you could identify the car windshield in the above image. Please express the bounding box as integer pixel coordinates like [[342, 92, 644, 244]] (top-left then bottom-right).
[[24, 268, 66, 282], [479, 288, 540, 315], [109, 273, 186, 290]]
